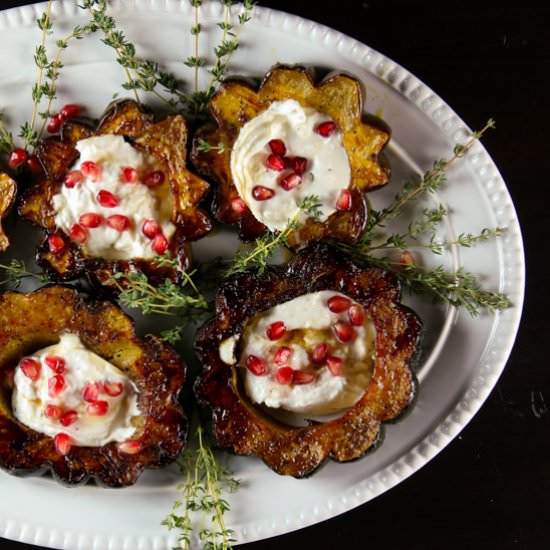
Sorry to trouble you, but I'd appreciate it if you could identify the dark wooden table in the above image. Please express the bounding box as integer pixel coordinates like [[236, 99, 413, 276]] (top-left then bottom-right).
[[1, 1, 547, 549]]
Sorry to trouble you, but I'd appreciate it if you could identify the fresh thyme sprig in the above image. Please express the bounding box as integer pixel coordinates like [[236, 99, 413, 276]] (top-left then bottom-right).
[[227, 195, 322, 276], [162, 425, 240, 550], [0, 113, 14, 155], [0, 259, 47, 289], [196, 138, 227, 154]]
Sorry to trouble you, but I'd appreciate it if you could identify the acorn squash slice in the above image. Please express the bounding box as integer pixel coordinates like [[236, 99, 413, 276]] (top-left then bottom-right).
[[18, 99, 212, 286], [191, 65, 390, 244], [0, 172, 17, 252], [0, 286, 187, 487], [194, 244, 421, 477]]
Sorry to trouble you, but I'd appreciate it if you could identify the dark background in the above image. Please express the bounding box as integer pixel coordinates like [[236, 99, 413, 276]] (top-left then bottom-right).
[[1, 1, 547, 549]]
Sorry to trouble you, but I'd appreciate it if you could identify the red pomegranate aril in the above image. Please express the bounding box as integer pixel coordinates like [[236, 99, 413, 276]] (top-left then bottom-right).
[[79, 212, 104, 228], [44, 404, 62, 420], [104, 381, 123, 397], [107, 214, 130, 232], [252, 185, 275, 201], [333, 320, 357, 343], [293, 370, 316, 385], [152, 233, 169, 254], [60, 103, 81, 119], [142, 219, 161, 239], [121, 166, 138, 183], [278, 172, 302, 191], [44, 355, 66, 374], [48, 234, 65, 254], [266, 153, 285, 172], [64, 169, 84, 188], [118, 440, 142, 455], [245, 355, 268, 376], [26, 154, 43, 174], [274, 346, 293, 366], [230, 197, 247, 215], [70, 223, 88, 244], [97, 189, 119, 208], [326, 355, 344, 376], [327, 295, 352, 313], [311, 342, 329, 364], [274, 366, 294, 385], [268, 139, 286, 156], [60, 410, 78, 427], [86, 400, 109, 416], [20, 358, 41, 381], [8, 148, 28, 169], [336, 189, 352, 211], [83, 381, 101, 403], [47, 113, 63, 134], [348, 304, 365, 326], [81, 160, 101, 181], [48, 374, 66, 398], [54, 433, 71, 456], [266, 321, 286, 341], [143, 170, 165, 187], [315, 120, 337, 137], [287, 156, 308, 175]]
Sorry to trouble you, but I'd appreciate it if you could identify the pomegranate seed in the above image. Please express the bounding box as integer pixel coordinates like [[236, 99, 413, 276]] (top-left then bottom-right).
[[48, 234, 65, 254], [47, 113, 63, 134], [278, 172, 302, 191], [252, 185, 275, 201], [333, 321, 357, 343], [293, 370, 316, 385], [326, 355, 344, 376], [268, 139, 286, 156], [152, 233, 169, 254], [86, 400, 109, 416], [26, 154, 43, 174], [315, 120, 337, 137], [54, 433, 71, 456], [107, 214, 130, 232], [400, 250, 415, 267], [230, 197, 248, 215], [19, 358, 41, 381], [44, 355, 66, 374], [97, 189, 119, 208], [118, 440, 142, 455], [121, 166, 138, 183], [142, 219, 162, 239], [143, 170, 165, 187], [60, 104, 81, 119], [266, 153, 285, 172], [79, 213, 104, 228], [64, 169, 84, 188], [266, 321, 286, 341], [274, 346, 293, 366], [245, 355, 268, 376], [83, 381, 101, 403], [44, 404, 62, 420], [60, 410, 78, 427], [311, 342, 329, 364], [48, 374, 66, 398], [287, 156, 308, 175], [81, 160, 101, 181], [274, 366, 294, 385], [348, 304, 365, 326], [104, 381, 123, 397], [70, 223, 88, 244], [336, 189, 352, 211], [327, 295, 352, 313], [8, 148, 28, 169]]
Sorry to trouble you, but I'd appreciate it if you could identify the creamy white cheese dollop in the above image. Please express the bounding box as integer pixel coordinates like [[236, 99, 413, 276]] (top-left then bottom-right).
[[53, 134, 175, 260], [12, 333, 140, 447], [236, 290, 376, 415], [230, 100, 351, 231]]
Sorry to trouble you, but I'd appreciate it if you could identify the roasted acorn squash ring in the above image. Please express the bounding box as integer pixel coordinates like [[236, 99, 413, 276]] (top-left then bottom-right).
[[191, 65, 390, 244], [0, 172, 17, 252], [19, 99, 212, 286], [0, 286, 187, 487], [194, 244, 421, 478]]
